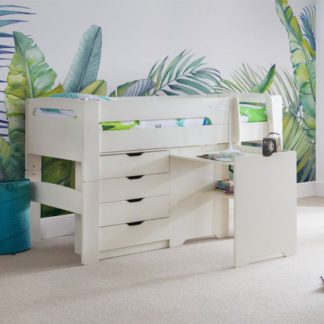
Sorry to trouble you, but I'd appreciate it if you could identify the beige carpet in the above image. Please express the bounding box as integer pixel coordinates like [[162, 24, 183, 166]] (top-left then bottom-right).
[[1, 197, 324, 324]]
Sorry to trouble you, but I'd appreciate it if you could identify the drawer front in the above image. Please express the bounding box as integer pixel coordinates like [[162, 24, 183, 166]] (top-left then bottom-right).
[[99, 195, 170, 226], [99, 173, 170, 203], [99, 218, 170, 251], [99, 151, 169, 179]]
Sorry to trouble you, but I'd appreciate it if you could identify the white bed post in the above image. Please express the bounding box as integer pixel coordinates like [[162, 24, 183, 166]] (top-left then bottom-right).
[[231, 96, 241, 146], [265, 95, 283, 144], [77, 100, 100, 265], [25, 100, 41, 243], [26, 154, 41, 243]]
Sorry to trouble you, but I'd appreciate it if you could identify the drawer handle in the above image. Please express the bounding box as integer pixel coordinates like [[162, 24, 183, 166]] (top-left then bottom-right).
[[127, 221, 144, 226], [127, 152, 144, 157], [127, 198, 144, 203], [127, 175, 144, 180]]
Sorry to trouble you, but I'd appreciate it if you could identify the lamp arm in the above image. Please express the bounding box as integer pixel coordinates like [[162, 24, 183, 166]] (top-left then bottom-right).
[[209, 105, 233, 150], [208, 105, 241, 155], [225, 108, 233, 150]]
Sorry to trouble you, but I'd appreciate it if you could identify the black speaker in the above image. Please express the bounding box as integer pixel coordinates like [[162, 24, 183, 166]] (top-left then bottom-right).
[[262, 132, 281, 157]]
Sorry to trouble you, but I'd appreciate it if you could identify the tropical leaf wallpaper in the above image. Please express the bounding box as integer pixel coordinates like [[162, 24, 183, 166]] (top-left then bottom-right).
[[0, 0, 316, 217]]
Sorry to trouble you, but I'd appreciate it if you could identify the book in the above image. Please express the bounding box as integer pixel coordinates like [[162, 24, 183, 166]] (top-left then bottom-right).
[[198, 151, 242, 162], [215, 179, 234, 194]]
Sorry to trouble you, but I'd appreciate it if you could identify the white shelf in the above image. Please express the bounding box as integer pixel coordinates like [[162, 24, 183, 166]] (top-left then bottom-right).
[[214, 190, 234, 199], [170, 144, 262, 167], [171, 151, 235, 166]]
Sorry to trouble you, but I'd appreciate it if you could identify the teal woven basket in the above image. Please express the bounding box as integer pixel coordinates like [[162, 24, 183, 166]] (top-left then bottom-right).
[[0, 179, 31, 255]]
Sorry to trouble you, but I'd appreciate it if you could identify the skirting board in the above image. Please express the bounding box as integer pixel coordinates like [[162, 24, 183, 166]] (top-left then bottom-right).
[[298, 181, 316, 198], [315, 182, 324, 197], [40, 182, 315, 239], [41, 214, 75, 239]]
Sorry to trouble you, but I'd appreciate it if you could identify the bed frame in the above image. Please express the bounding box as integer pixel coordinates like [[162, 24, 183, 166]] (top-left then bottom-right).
[[26, 94, 296, 267]]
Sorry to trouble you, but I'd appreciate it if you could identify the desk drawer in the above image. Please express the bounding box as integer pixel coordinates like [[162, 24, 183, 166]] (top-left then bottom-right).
[[99, 195, 170, 226], [99, 173, 170, 203], [99, 218, 169, 251], [99, 151, 169, 179]]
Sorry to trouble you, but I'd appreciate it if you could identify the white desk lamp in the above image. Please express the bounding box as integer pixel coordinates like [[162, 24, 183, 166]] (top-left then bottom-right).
[[209, 105, 241, 157]]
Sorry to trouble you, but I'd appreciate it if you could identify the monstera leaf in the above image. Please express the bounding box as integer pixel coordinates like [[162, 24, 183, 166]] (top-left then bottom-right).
[[64, 25, 102, 93], [109, 79, 155, 97], [276, 0, 316, 130], [3, 31, 57, 180]]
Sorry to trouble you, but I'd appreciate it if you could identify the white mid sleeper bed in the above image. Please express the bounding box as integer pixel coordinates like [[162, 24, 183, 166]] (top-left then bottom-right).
[[26, 94, 296, 267]]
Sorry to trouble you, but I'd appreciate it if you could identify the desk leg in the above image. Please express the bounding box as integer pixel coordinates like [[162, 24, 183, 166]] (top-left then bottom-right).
[[213, 196, 231, 238]]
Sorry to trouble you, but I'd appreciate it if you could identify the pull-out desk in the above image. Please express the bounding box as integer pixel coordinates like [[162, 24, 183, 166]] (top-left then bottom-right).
[[170, 146, 296, 267]]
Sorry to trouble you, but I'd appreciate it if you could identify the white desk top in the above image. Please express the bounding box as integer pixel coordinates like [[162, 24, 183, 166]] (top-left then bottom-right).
[[170, 145, 262, 166]]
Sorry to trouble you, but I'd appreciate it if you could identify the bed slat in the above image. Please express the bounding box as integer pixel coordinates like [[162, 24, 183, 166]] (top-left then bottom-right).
[[31, 181, 82, 214]]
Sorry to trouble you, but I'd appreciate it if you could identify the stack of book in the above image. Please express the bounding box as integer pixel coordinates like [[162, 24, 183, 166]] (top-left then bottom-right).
[[215, 179, 234, 195]]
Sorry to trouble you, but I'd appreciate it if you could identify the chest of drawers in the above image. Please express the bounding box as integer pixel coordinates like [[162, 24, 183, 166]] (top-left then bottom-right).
[[97, 150, 171, 257]]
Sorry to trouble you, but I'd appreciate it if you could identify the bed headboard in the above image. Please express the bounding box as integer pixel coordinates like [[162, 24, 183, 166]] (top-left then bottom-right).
[[26, 94, 282, 161]]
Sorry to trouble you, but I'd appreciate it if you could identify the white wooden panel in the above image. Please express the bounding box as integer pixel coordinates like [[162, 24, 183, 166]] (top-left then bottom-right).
[[236, 93, 270, 103], [99, 241, 168, 259], [100, 125, 230, 153], [99, 195, 170, 226], [26, 98, 85, 161], [31, 181, 82, 214], [30, 201, 41, 243], [99, 151, 169, 179], [99, 173, 170, 203], [169, 154, 227, 246], [74, 162, 82, 255], [266, 95, 283, 145], [82, 100, 100, 182], [26, 155, 42, 243], [239, 122, 268, 142], [99, 218, 170, 251], [80, 181, 99, 265], [100, 96, 237, 123], [234, 151, 296, 267]]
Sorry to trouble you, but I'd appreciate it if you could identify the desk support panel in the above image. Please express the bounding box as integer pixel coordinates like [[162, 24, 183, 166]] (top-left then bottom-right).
[[234, 151, 296, 267]]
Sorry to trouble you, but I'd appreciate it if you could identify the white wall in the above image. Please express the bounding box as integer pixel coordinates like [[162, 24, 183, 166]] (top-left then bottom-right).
[[1, 0, 314, 95], [5, 0, 307, 94]]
